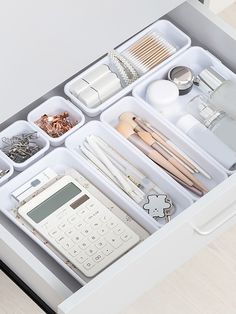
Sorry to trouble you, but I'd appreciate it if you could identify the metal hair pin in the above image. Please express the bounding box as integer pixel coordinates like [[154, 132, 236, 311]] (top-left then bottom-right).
[[1, 132, 42, 163], [35, 112, 78, 138], [0, 169, 10, 178]]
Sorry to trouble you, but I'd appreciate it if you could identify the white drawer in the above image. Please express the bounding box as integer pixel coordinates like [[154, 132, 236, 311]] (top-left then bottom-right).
[[1, 1, 236, 314]]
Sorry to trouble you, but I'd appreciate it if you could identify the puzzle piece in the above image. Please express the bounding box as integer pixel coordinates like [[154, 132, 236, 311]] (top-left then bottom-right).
[[143, 194, 172, 220]]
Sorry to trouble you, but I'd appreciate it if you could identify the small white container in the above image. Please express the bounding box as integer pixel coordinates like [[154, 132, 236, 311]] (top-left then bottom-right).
[[27, 96, 85, 147], [64, 20, 191, 117], [100, 96, 228, 199], [146, 80, 179, 112], [0, 153, 14, 185], [0, 120, 50, 171], [132, 46, 236, 172], [65, 121, 193, 226]]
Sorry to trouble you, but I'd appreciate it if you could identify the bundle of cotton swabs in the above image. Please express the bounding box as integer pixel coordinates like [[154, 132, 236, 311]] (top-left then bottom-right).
[[122, 31, 176, 75], [80, 135, 162, 204]]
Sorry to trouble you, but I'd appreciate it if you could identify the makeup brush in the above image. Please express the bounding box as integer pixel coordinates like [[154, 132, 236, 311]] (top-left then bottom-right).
[[163, 168, 204, 197], [116, 121, 195, 188], [138, 131, 208, 193], [120, 113, 211, 181], [120, 112, 196, 174], [135, 117, 211, 179]]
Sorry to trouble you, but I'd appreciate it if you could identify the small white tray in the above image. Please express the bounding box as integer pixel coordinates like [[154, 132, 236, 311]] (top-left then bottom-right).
[[100, 96, 228, 199], [132, 46, 236, 171], [27, 96, 85, 147], [0, 120, 50, 171], [0, 153, 14, 185], [65, 120, 193, 226], [64, 20, 191, 117]]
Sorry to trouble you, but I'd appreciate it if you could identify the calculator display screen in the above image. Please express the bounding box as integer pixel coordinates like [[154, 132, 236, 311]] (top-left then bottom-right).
[[27, 183, 81, 223]]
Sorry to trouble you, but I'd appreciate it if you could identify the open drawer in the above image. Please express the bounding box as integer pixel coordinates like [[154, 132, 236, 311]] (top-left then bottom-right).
[[1, 1, 236, 314]]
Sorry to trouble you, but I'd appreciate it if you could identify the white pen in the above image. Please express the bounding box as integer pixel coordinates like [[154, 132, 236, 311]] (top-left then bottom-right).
[[86, 136, 144, 202], [92, 135, 146, 182], [80, 143, 144, 203]]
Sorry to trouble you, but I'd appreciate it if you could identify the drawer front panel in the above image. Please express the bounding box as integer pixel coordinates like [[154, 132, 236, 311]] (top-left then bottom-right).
[[0, 225, 72, 311]]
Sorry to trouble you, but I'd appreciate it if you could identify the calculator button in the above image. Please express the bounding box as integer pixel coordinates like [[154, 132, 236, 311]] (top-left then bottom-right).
[[76, 252, 88, 264], [88, 232, 99, 243], [71, 234, 81, 244], [69, 247, 80, 257], [86, 202, 96, 210], [58, 222, 67, 231], [62, 239, 74, 251], [93, 252, 104, 263], [91, 221, 102, 229], [68, 215, 78, 224], [78, 240, 89, 250], [121, 232, 132, 242], [77, 208, 88, 217], [80, 225, 92, 236], [106, 234, 123, 248], [86, 245, 97, 256], [56, 235, 66, 244], [74, 221, 83, 230], [96, 239, 106, 249], [65, 228, 76, 237], [102, 245, 114, 256], [114, 226, 124, 235], [107, 220, 118, 229], [100, 214, 111, 223], [83, 259, 95, 270], [48, 228, 59, 238], [97, 226, 108, 236], [84, 210, 100, 223]]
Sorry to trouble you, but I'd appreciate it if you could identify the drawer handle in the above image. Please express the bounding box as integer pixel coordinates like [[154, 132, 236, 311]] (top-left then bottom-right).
[[192, 211, 236, 236]]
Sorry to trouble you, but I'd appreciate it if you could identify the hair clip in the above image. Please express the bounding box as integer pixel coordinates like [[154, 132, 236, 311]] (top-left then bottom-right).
[[35, 112, 78, 138], [0, 169, 10, 178], [1, 132, 42, 163]]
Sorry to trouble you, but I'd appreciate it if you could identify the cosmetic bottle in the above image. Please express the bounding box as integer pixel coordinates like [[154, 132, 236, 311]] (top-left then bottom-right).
[[196, 67, 236, 120], [177, 114, 236, 170], [187, 95, 236, 152]]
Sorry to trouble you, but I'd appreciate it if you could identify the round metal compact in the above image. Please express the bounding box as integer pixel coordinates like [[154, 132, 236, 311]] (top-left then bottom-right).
[[168, 66, 195, 95]]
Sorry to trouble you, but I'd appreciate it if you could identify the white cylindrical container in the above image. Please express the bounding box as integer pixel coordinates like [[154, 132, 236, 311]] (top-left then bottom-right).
[[146, 80, 179, 112], [177, 114, 236, 170]]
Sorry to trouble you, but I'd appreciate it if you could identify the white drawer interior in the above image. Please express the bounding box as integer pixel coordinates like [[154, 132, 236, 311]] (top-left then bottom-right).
[[1, 1, 236, 313]]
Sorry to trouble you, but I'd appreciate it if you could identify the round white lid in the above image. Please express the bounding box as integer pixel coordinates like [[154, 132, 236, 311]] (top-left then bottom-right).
[[177, 114, 200, 133], [146, 80, 179, 110]]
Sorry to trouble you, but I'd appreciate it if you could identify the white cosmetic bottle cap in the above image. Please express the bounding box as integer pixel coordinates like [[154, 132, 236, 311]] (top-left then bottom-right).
[[146, 80, 179, 112], [177, 114, 200, 133]]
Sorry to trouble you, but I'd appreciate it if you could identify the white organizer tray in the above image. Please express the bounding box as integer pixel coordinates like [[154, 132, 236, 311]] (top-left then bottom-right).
[[27, 96, 85, 147], [0, 153, 14, 185], [0, 120, 50, 171], [132, 46, 236, 171], [100, 96, 228, 199], [65, 120, 193, 227], [0, 147, 159, 285], [64, 20, 191, 117]]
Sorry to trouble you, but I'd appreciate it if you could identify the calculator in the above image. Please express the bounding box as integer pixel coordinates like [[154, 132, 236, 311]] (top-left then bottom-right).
[[18, 175, 140, 277]]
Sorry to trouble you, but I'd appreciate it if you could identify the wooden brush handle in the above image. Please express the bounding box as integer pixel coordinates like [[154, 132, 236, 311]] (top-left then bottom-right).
[[151, 132, 196, 171], [148, 150, 194, 187], [164, 169, 203, 197], [128, 134, 194, 187], [152, 142, 208, 193]]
